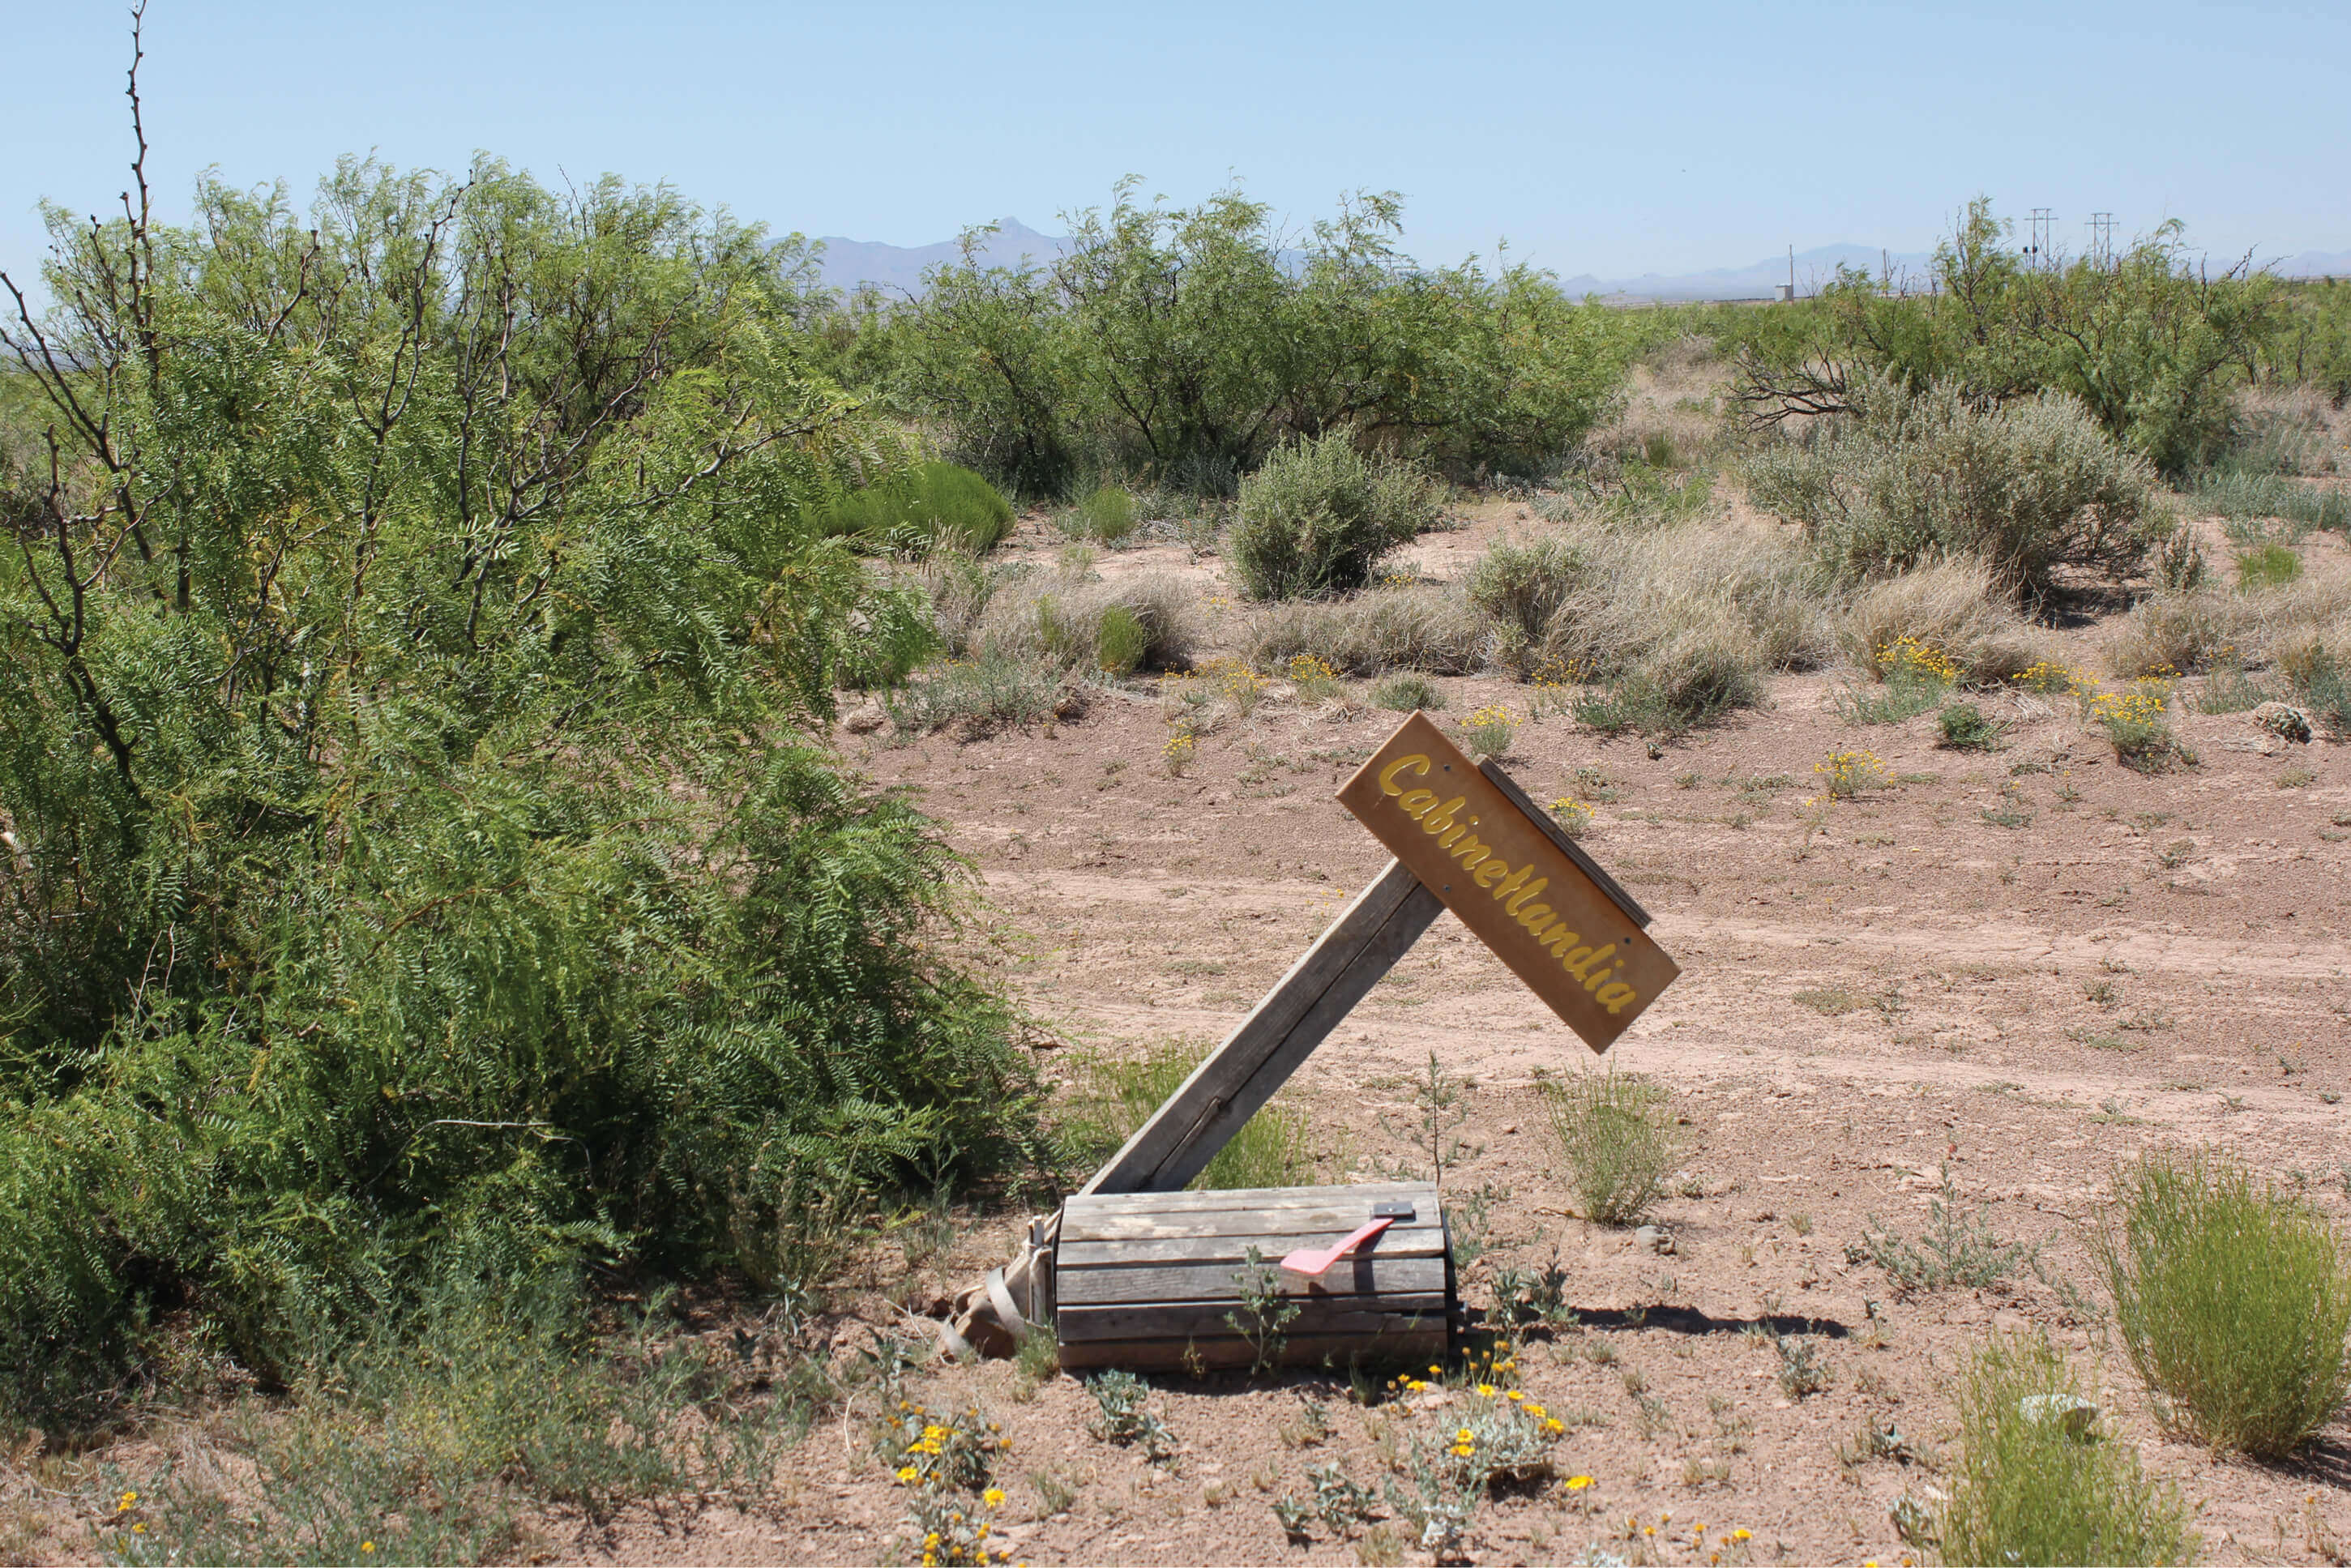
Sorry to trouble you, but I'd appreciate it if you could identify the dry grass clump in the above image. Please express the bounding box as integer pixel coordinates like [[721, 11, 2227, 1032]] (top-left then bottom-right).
[[2092, 1149, 2351, 1458], [1581, 335, 1729, 470], [1246, 586, 1490, 676], [967, 566, 1199, 674], [1836, 557, 2046, 684], [1464, 517, 1829, 732], [1933, 1335, 2195, 1568], [2105, 572, 2351, 677]]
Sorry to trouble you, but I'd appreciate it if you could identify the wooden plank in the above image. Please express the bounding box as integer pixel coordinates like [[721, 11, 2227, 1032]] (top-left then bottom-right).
[[1058, 1256, 1450, 1305], [1079, 861, 1443, 1194], [1058, 1214, 1442, 1246], [1336, 713, 1680, 1053], [1479, 759, 1650, 928], [1058, 1231, 1447, 1267], [1058, 1297, 1449, 1343], [1060, 1182, 1434, 1228], [1058, 1329, 1448, 1372]]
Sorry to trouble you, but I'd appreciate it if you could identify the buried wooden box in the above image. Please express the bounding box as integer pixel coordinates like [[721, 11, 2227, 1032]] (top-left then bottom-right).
[[1054, 1181, 1451, 1372]]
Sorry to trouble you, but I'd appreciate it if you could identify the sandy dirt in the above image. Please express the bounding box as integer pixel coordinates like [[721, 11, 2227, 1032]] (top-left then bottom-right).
[[629, 508, 2351, 1568]]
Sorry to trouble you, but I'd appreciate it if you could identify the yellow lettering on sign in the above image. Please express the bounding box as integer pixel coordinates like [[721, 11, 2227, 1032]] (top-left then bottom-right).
[[1378, 754, 1430, 794], [1396, 788, 1438, 817]]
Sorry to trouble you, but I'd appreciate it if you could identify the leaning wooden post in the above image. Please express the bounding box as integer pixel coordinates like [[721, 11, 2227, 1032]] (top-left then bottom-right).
[[1079, 857, 1443, 1196]]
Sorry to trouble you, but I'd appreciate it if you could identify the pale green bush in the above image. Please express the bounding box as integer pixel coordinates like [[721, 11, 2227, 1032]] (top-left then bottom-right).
[[1746, 372, 2166, 600], [1228, 434, 1440, 600]]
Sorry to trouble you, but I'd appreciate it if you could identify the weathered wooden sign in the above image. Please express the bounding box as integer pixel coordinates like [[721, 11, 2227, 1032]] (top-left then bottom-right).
[[1078, 711, 1680, 1196], [1336, 711, 1678, 1052]]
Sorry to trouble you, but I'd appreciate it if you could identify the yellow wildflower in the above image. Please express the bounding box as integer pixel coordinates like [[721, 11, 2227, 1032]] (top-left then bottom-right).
[[1475, 1382, 1497, 1397], [1733, 1528, 1752, 1541], [1544, 1417, 1564, 1433], [1505, 1389, 1524, 1401], [1566, 1475, 1594, 1490], [896, 1465, 919, 1484], [983, 1488, 1006, 1509]]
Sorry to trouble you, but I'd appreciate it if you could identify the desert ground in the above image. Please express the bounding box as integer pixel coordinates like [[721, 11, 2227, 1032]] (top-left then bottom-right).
[[577, 492, 2351, 1568]]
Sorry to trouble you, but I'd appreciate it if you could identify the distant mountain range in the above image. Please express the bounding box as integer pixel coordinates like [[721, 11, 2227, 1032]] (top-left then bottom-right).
[[808, 224, 2351, 301]]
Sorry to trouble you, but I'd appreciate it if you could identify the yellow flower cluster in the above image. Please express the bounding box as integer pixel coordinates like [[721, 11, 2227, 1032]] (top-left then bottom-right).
[[2087, 682, 2172, 728], [1815, 748, 1889, 799], [2011, 659, 2095, 698], [1466, 703, 1520, 733], [1286, 653, 1340, 686], [1876, 634, 1961, 685], [1162, 727, 1196, 773]]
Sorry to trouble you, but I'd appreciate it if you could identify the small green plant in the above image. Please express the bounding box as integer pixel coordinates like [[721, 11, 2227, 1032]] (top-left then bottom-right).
[[1381, 1049, 1477, 1186], [1086, 1371, 1177, 1463], [2092, 1150, 2351, 1457], [2234, 542, 2302, 590], [1834, 677, 1947, 726], [2194, 663, 2272, 713], [821, 460, 1017, 553], [1460, 703, 1520, 758], [1225, 1246, 1303, 1376], [1095, 605, 1150, 674], [1773, 1331, 1832, 1399], [2295, 647, 2351, 739], [1936, 700, 2007, 751], [1079, 483, 1139, 544], [1934, 1336, 2195, 1568], [1816, 747, 1891, 798], [1547, 798, 1595, 837], [1372, 673, 1443, 711], [1848, 1164, 2037, 1294], [1491, 1254, 1575, 1329], [1286, 652, 1344, 701], [1542, 1070, 1680, 1226]]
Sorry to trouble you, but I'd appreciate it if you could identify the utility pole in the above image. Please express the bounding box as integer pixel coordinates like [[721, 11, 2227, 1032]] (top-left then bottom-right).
[[2027, 207, 2055, 270], [2087, 211, 2115, 267]]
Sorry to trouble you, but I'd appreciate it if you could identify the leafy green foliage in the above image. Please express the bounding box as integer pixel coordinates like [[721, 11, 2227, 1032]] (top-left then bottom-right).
[[1731, 199, 2276, 476], [1934, 1335, 2195, 1568], [1370, 673, 1443, 711], [2093, 1150, 2351, 1457], [817, 460, 1015, 553], [1228, 434, 1441, 600], [2233, 542, 2303, 589], [1936, 700, 2007, 750], [0, 156, 1036, 1424], [883, 184, 1634, 493]]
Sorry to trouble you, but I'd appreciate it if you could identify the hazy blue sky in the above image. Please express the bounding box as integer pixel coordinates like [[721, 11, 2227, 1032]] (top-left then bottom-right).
[[6, 0, 2345, 294]]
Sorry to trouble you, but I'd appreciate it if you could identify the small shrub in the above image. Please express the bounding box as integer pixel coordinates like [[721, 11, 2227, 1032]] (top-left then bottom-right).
[[2091, 682, 2187, 772], [1079, 483, 1139, 545], [1461, 703, 1520, 758], [1571, 630, 1764, 737], [887, 654, 1063, 737], [1816, 748, 1890, 798], [2193, 663, 2273, 713], [1096, 605, 1149, 674], [1547, 798, 1594, 836], [1849, 1164, 2036, 1295], [1061, 1043, 1312, 1190], [2235, 542, 2302, 590], [1746, 372, 2164, 601], [2093, 1149, 2351, 1457], [1774, 1333, 1832, 1399], [2295, 647, 2351, 738], [1372, 673, 1443, 712], [1249, 587, 1490, 676], [1836, 558, 2045, 684], [1229, 434, 1441, 600], [1936, 701, 2007, 751], [1934, 1335, 2195, 1568], [1543, 1070, 1680, 1226], [1287, 652, 1344, 701], [821, 461, 1016, 553]]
